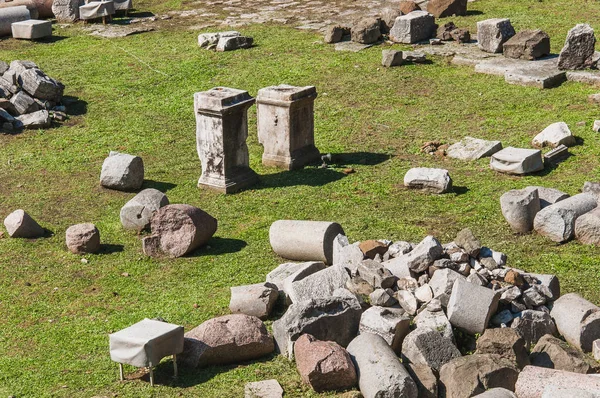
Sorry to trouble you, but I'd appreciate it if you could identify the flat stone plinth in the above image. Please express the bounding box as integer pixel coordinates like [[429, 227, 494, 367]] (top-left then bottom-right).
[[257, 84, 320, 170], [11, 19, 52, 40], [195, 87, 258, 193], [490, 147, 543, 175]]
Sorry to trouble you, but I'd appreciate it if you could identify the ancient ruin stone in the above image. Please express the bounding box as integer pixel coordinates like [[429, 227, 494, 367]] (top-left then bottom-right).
[[490, 147, 543, 175], [511, 309, 557, 347], [359, 306, 410, 354], [515, 366, 600, 397], [324, 25, 344, 43], [558, 24, 596, 70], [406, 363, 437, 398], [404, 167, 452, 193], [503, 30, 550, 60], [100, 151, 144, 191], [500, 187, 541, 233], [382, 50, 405, 67], [244, 380, 283, 398], [3, 209, 44, 238], [476, 328, 530, 369], [532, 122, 575, 148], [294, 334, 357, 392], [142, 204, 217, 258], [399, 0, 420, 14], [401, 327, 461, 371], [120, 189, 169, 231], [447, 278, 499, 335], [52, 0, 81, 22], [551, 293, 600, 352], [477, 18, 516, 53], [575, 207, 600, 245], [18, 68, 64, 102], [287, 265, 349, 303], [533, 193, 597, 243], [530, 334, 599, 374], [427, 0, 467, 18], [180, 314, 274, 368], [390, 11, 435, 44], [229, 283, 278, 320], [447, 136, 502, 160], [65, 223, 100, 254], [351, 18, 381, 44]]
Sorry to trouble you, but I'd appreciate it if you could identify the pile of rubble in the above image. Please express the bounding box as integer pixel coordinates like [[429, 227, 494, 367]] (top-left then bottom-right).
[[0, 60, 66, 133], [173, 220, 600, 397]]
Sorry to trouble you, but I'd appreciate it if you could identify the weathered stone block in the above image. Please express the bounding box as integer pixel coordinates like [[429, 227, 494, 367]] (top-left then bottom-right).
[[503, 30, 550, 60], [532, 122, 575, 148], [551, 293, 600, 352], [11, 19, 52, 40], [533, 193, 597, 243], [477, 18, 516, 53], [120, 188, 169, 231], [389, 11, 435, 44], [447, 278, 499, 335], [446, 136, 502, 160], [558, 24, 596, 70], [490, 147, 543, 175], [404, 167, 452, 193], [500, 187, 541, 233], [100, 151, 144, 191]]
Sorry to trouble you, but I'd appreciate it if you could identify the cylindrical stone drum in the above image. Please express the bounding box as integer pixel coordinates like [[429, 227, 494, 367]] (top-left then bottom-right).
[[269, 220, 344, 265]]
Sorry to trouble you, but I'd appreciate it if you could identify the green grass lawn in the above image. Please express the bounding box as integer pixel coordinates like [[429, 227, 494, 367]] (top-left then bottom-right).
[[2, 0, 600, 395]]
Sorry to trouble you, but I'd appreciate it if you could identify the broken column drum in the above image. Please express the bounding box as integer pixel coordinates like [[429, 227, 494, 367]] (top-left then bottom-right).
[[256, 85, 320, 170], [195, 87, 258, 193]]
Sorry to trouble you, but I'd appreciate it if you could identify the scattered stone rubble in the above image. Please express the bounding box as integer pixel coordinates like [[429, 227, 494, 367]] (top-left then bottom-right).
[[168, 221, 600, 396], [197, 31, 254, 51], [0, 60, 65, 133]]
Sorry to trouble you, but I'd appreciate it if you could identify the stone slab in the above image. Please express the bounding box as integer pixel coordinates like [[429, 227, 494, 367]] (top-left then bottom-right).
[[446, 136, 502, 160]]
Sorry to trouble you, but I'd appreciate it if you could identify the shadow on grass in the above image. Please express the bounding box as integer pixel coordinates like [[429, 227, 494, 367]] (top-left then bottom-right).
[[98, 244, 125, 254], [325, 152, 392, 166], [186, 237, 247, 257], [257, 167, 346, 189], [142, 179, 177, 192], [62, 96, 88, 116], [453, 185, 469, 195], [37, 36, 68, 43], [466, 10, 484, 16]]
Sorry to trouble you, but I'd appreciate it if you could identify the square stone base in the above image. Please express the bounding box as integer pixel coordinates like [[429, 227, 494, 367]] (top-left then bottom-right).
[[198, 168, 259, 194], [262, 145, 320, 170], [11, 20, 52, 40]]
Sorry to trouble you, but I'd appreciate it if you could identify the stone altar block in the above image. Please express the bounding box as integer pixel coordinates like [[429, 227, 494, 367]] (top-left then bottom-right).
[[256, 84, 320, 170], [195, 87, 258, 193]]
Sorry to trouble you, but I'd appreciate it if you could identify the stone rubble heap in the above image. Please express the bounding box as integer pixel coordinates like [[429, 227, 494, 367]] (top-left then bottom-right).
[[172, 220, 600, 397], [0, 60, 66, 133]]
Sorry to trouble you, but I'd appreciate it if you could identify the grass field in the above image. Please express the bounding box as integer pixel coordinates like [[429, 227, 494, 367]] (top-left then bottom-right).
[[2, 0, 600, 396]]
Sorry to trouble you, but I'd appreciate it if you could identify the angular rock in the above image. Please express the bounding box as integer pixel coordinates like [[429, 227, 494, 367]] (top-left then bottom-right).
[[389, 11, 435, 44], [522, 285, 547, 308], [530, 334, 598, 374], [402, 51, 427, 63], [414, 305, 454, 341], [335, 243, 364, 273], [100, 151, 144, 191], [551, 293, 600, 352], [527, 186, 569, 209], [269, 220, 344, 265], [3, 209, 44, 238], [14, 110, 50, 129], [380, 8, 401, 33], [369, 288, 397, 307], [455, 228, 481, 257], [229, 283, 278, 320], [490, 147, 543, 175], [429, 268, 466, 307], [10, 91, 39, 115], [180, 314, 274, 368], [511, 309, 557, 347], [358, 259, 395, 289], [346, 333, 418, 398], [244, 379, 283, 398], [414, 283, 433, 303], [533, 193, 597, 243], [437, 21, 458, 40], [324, 25, 344, 43], [558, 24, 596, 70], [406, 363, 437, 398], [477, 18, 516, 53], [272, 296, 362, 359], [288, 265, 350, 303], [18, 68, 64, 102], [515, 366, 600, 398], [294, 334, 357, 392], [216, 35, 253, 51], [522, 273, 560, 300], [351, 17, 381, 44], [491, 309, 515, 326], [65, 223, 100, 254], [404, 167, 452, 194], [382, 50, 404, 67], [532, 122, 575, 148], [402, 327, 461, 371], [427, 0, 467, 18], [387, 241, 412, 257], [583, 181, 600, 201], [447, 278, 499, 335], [500, 187, 541, 233], [266, 261, 326, 299], [476, 328, 530, 369], [594, 339, 600, 361], [359, 306, 410, 354], [52, 0, 81, 22], [399, 0, 421, 14], [503, 30, 550, 60], [119, 188, 169, 231], [543, 144, 570, 166], [385, 235, 443, 274], [358, 240, 388, 259], [474, 389, 517, 398], [575, 207, 600, 245], [396, 289, 418, 315], [142, 204, 217, 258], [198, 31, 240, 47], [447, 136, 502, 160], [440, 354, 519, 398]]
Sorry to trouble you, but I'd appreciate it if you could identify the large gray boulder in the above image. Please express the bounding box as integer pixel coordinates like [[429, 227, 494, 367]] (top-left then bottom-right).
[[558, 24, 596, 70], [403, 167, 452, 194], [477, 18, 516, 53], [358, 259, 396, 289], [533, 193, 597, 243], [389, 11, 435, 44], [180, 314, 274, 368], [439, 354, 519, 398], [272, 295, 362, 359], [142, 204, 217, 258], [15, 110, 51, 130], [447, 278, 499, 335], [427, 0, 466, 18], [500, 187, 541, 233], [18, 68, 64, 102], [346, 333, 418, 398], [401, 327, 461, 371], [511, 309, 557, 347], [551, 293, 600, 352], [287, 265, 349, 303], [575, 207, 600, 245], [120, 188, 169, 231], [3, 209, 44, 238], [359, 306, 410, 354], [99, 151, 144, 191], [406, 363, 438, 398], [0, 6, 31, 37]]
